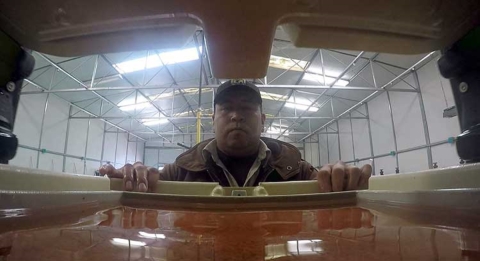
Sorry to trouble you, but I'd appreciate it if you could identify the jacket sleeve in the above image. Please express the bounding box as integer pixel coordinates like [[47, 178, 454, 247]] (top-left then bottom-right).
[[299, 160, 318, 180], [159, 163, 179, 181]]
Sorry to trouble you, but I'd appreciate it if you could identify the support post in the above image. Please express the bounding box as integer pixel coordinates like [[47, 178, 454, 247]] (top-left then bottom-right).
[[83, 118, 91, 174], [36, 93, 49, 169], [349, 112, 356, 165], [62, 105, 72, 172], [365, 103, 376, 175], [326, 128, 330, 163], [114, 128, 119, 167], [412, 70, 433, 169], [100, 121, 106, 166], [386, 91, 400, 171]]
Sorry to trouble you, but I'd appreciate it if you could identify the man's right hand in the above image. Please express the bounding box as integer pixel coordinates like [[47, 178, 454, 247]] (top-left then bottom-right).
[[99, 162, 159, 192]]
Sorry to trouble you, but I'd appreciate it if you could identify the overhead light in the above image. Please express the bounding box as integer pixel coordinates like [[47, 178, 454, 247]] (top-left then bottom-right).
[[271, 122, 289, 128], [118, 88, 209, 112], [303, 72, 349, 86], [266, 127, 289, 136], [269, 55, 308, 72], [287, 240, 323, 254], [111, 238, 146, 247], [113, 47, 201, 74], [284, 96, 319, 112], [260, 91, 287, 101], [118, 95, 150, 111], [139, 231, 166, 239], [141, 118, 169, 126], [118, 102, 151, 111]]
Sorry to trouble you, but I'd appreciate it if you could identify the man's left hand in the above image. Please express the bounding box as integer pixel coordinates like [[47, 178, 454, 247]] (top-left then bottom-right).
[[317, 161, 372, 192]]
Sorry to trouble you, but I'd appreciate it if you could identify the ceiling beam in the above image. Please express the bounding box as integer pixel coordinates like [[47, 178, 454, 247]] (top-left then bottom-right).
[[276, 51, 366, 139], [99, 54, 185, 136], [69, 116, 367, 120], [266, 49, 320, 132], [300, 51, 436, 141], [20, 84, 419, 95], [24, 79, 146, 141], [35, 52, 172, 142]]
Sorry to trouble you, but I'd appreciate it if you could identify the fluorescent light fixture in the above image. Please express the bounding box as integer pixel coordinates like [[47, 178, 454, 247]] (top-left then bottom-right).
[[111, 238, 146, 246], [271, 122, 289, 128], [303, 72, 349, 86], [260, 91, 287, 101], [118, 95, 151, 111], [141, 118, 169, 126], [287, 240, 323, 254], [266, 127, 289, 136], [269, 55, 308, 72], [284, 96, 319, 112], [158, 166, 164, 171], [119, 102, 151, 111], [139, 231, 166, 239], [118, 88, 207, 112], [113, 47, 201, 74]]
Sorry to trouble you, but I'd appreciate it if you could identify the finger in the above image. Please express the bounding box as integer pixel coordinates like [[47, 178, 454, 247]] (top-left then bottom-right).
[[134, 165, 149, 192], [147, 167, 160, 193], [317, 165, 332, 192], [102, 164, 123, 178], [358, 164, 372, 189], [98, 165, 108, 176], [331, 162, 346, 192], [346, 166, 361, 191], [133, 161, 144, 168], [122, 164, 135, 191]]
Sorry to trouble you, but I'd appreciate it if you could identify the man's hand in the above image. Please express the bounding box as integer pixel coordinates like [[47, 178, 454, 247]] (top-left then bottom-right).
[[99, 162, 159, 192], [317, 161, 372, 192]]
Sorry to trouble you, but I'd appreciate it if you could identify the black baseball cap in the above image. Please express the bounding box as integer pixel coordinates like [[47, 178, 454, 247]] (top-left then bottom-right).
[[214, 80, 262, 107]]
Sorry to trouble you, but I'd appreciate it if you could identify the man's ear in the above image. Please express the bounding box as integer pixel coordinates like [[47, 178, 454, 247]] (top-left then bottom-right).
[[211, 113, 215, 131], [261, 113, 266, 132]]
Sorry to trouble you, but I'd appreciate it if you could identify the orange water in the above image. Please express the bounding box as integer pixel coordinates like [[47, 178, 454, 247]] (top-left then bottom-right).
[[1, 206, 479, 261]]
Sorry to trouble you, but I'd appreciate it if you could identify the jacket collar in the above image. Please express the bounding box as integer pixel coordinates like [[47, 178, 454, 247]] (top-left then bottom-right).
[[175, 137, 302, 180]]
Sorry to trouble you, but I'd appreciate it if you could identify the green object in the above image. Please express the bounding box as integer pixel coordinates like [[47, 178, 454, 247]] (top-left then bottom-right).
[[447, 137, 455, 144], [390, 151, 396, 156], [41, 149, 47, 154]]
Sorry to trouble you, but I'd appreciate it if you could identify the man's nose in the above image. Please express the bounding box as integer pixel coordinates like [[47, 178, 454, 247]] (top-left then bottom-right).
[[230, 111, 244, 122]]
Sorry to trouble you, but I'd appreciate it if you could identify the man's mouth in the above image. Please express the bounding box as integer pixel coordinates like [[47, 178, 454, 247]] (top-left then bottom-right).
[[229, 127, 247, 133]]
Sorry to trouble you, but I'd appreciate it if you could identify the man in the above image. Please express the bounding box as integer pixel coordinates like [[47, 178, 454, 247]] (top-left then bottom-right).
[[100, 80, 372, 193]]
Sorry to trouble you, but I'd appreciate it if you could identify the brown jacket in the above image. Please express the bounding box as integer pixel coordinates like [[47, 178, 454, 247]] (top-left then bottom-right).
[[160, 137, 318, 187]]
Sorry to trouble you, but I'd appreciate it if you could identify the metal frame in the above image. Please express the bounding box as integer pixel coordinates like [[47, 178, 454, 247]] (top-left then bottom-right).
[[301, 52, 436, 141], [308, 52, 437, 174], [20, 85, 419, 95], [413, 70, 433, 169], [19, 34, 443, 172]]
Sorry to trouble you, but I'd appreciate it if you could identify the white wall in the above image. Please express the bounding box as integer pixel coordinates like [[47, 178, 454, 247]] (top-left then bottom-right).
[[303, 138, 319, 167], [11, 93, 144, 174], [144, 147, 185, 168]]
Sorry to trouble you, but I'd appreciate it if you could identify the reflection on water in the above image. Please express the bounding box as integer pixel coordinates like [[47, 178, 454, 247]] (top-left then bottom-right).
[[1, 206, 479, 260]]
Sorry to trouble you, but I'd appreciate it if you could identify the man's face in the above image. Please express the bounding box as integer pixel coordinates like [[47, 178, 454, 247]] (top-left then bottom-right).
[[213, 89, 266, 157]]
